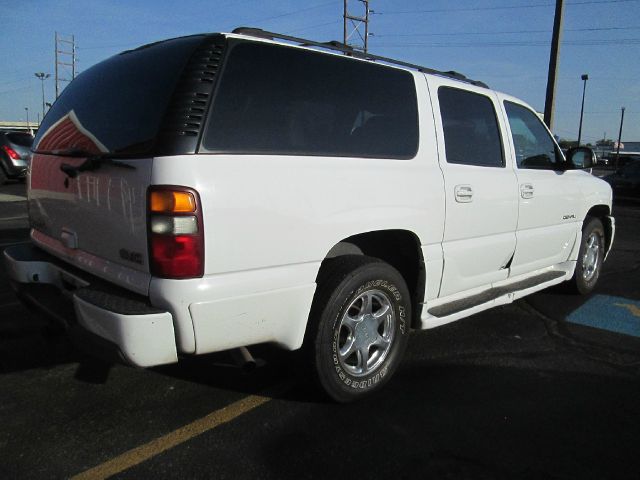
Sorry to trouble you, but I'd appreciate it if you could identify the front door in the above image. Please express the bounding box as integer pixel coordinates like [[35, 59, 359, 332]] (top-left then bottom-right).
[[500, 98, 583, 276]]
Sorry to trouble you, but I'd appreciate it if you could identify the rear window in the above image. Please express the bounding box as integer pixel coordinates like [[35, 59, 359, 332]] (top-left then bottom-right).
[[202, 42, 419, 159], [6, 133, 34, 147], [438, 87, 504, 168], [33, 36, 204, 156]]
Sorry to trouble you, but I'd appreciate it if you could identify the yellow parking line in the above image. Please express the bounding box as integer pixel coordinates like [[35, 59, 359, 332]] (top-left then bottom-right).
[[71, 393, 273, 480]]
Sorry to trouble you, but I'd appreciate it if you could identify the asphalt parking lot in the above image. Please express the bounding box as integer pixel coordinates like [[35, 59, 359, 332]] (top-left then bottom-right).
[[1, 181, 639, 479]]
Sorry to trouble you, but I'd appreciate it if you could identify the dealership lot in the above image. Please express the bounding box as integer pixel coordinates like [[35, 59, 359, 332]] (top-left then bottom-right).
[[1, 182, 639, 479]]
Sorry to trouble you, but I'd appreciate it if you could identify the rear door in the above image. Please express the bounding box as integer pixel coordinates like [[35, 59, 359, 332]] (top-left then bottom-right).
[[427, 78, 518, 298]]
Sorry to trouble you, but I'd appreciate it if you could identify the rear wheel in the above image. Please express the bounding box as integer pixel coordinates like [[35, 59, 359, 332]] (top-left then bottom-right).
[[306, 255, 411, 402], [570, 217, 605, 294]]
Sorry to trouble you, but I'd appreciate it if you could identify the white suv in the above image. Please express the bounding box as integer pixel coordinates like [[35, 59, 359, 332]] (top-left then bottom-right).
[[4, 28, 614, 402]]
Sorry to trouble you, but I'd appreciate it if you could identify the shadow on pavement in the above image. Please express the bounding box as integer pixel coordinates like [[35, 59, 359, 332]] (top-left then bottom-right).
[[113, 361, 640, 480], [256, 362, 640, 480]]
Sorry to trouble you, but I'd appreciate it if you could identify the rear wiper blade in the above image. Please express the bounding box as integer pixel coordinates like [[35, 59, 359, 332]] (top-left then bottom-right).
[[55, 150, 136, 179], [51, 148, 100, 157]]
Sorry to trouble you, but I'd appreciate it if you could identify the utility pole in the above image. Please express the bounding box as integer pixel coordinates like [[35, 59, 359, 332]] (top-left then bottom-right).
[[543, 0, 565, 130], [577, 73, 588, 146], [615, 107, 625, 169], [343, 0, 371, 52], [55, 32, 77, 98]]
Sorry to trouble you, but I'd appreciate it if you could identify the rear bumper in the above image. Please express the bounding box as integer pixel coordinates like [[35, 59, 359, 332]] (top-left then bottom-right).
[[3, 243, 178, 367]]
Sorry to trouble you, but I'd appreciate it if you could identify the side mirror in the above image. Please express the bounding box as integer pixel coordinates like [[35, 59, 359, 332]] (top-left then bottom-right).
[[566, 146, 595, 170]]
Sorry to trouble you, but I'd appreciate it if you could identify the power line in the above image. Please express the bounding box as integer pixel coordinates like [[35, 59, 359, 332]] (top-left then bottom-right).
[[0, 85, 31, 96], [285, 21, 338, 35], [374, 26, 640, 37], [79, 42, 143, 51], [380, 0, 639, 15], [242, 0, 340, 25], [376, 38, 640, 48]]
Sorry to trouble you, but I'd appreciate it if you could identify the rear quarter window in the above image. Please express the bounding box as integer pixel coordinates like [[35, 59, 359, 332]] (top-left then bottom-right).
[[202, 41, 419, 159]]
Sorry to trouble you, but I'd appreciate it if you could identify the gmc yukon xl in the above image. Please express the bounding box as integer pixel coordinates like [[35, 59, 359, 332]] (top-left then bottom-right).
[[3, 28, 614, 402]]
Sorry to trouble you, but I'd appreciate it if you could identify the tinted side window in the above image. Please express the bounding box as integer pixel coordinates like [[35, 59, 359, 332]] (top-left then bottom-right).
[[438, 87, 504, 167], [202, 42, 418, 159], [504, 101, 562, 169]]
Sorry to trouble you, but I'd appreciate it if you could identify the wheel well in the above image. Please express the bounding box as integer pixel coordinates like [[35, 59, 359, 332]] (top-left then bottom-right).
[[586, 205, 612, 253], [322, 230, 425, 328]]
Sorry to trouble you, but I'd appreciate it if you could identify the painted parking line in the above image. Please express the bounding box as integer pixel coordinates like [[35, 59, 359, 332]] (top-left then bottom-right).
[[0, 194, 26, 202], [70, 385, 286, 480], [567, 295, 640, 337]]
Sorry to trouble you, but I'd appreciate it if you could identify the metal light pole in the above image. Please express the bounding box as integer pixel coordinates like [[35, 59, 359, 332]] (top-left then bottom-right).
[[34, 72, 51, 119], [615, 107, 626, 169], [577, 73, 588, 146], [24, 107, 29, 131]]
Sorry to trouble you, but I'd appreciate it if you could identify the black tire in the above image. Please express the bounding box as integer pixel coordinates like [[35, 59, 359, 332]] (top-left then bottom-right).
[[306, 255, 411, 402], [569, 217, 605, 295], [0, 164, 8, 185]]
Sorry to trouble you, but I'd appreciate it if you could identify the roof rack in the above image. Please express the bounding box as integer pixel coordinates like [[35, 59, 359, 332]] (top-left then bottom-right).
[[231, 27, 488, 88]]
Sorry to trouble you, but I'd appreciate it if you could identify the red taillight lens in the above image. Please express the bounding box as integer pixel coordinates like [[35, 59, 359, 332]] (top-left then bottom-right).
[[150, 235, 203, 278], [148, 186, 204, 279], [2, 145, 21, 160]]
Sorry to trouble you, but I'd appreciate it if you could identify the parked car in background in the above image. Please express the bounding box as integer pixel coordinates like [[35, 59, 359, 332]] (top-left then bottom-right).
[[604, 160, 640, 200], [605, 153, 640, 169], [0, 131, 33, 184]]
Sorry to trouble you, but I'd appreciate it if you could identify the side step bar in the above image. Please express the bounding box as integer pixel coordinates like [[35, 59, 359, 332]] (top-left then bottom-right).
[[427, 271, 566, 318]]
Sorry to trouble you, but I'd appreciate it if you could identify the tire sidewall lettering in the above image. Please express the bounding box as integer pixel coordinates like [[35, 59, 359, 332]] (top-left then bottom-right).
[[330, 277, 408, 390]]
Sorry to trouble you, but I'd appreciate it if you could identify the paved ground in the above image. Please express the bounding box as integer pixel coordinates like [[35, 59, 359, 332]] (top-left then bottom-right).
[[1, 182, 639, 479]]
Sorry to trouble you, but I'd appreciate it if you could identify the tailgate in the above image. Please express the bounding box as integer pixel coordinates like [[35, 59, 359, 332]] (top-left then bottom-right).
[[29, 153, 153, 294]]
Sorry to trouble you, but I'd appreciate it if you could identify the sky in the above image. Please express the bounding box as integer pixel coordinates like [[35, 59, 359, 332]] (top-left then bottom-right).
[[1, 0, 639, 144]]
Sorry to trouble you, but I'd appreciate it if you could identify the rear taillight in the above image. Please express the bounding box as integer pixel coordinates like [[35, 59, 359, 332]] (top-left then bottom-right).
[[148, 186, 204, 279], [2, 145, 21, 160]]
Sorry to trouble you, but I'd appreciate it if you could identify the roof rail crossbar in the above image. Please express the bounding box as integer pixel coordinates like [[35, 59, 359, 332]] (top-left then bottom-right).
[[230, 27, 488, 88]]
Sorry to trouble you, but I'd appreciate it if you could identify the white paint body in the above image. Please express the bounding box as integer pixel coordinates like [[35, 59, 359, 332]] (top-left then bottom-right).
[[7, 36, 614, 367]]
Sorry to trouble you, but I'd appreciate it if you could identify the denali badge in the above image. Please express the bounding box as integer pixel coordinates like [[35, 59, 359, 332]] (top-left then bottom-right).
[[119, 248, 143, 265]]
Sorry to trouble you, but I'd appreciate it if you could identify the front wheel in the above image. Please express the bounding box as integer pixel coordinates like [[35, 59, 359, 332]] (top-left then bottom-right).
[[307, 256, 411, 402], [570, 217, 605, 295]]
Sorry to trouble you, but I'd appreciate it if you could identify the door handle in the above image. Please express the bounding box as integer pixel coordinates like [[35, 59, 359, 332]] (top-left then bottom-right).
[[520, 183, 534, 199], [454, 184, 474, 203]]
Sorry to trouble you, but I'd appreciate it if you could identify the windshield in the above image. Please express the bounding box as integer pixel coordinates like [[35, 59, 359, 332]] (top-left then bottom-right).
[[6, 132, 34, 147], [34, 35, 204, 156]]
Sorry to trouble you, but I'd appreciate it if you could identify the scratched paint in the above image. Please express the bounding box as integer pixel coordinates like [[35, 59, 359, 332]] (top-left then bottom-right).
[[567, 295, 640, 338]]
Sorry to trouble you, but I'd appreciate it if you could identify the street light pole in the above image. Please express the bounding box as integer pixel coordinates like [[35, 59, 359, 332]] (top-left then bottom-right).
[[34, 72, 51, 119], [577, 73, 588, 146], [615, 107, 626, 169], [24, 107, 29, 131]]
